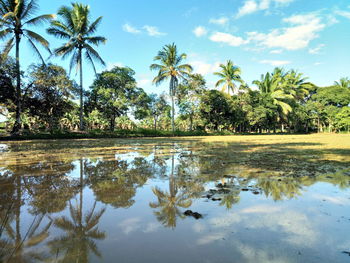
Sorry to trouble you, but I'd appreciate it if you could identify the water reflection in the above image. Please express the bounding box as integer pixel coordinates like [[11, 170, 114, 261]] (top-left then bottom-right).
[[150, 153, 192, 228], [0, 138, 349, 262], [48, 201, 106, 262]]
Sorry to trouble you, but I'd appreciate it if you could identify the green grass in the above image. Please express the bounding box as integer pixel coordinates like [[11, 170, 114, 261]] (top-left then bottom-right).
[[0, 127, 334, 141], [0, 128, 214, 141]]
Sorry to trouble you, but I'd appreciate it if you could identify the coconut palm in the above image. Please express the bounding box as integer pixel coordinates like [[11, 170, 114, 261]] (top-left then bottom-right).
[[214, 60, 244, 95], [284, 70, 313, 101], [0, 0, 54, 134], [334, 77, 350, 89], [150, 43, 193, 133], [253, 68, 294, 131], [47, 3, 106, 130]]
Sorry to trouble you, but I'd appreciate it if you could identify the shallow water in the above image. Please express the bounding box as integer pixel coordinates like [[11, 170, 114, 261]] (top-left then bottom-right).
[[0, 137, 350, 263]]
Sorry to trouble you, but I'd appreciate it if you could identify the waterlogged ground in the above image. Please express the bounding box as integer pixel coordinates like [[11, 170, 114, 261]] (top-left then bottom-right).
[[0, 134, 350, 263]]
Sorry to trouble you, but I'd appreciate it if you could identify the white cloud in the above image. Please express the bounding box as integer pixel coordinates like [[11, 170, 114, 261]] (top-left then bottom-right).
[[143, 25, 166, 37], [336, 10, 350, 19], [247, 13, 325, 50], [314, 62, 324, 66], [122, 23, 141, 34], [209, 17, 229, 25], [123, 23, 166, 37], [270, 49, 283, 54], [197, 232, 226, 245], [118, 218, 141, 235], [193, 26, 208, 37], [209, 32, 248, 47], [236, 0, 294, 18], [189, 60, 221, 76], [309, 44, 325, 54], [259, 59, 291, 66], [237, 0, 259, 18]]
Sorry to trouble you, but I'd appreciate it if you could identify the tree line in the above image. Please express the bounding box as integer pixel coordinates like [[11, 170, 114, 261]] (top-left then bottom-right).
[[1, 0, 349, 135]]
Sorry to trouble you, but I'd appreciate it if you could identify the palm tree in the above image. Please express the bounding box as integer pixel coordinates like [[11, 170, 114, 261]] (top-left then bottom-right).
[[47, 3, 106, 131], [253, 68, 294, 132], [0, 0, 54, 134], [214, 60, 243, 95], [150, 43, 193, 133], [284, 69, 312, 101], [334, 77, 350, 89]]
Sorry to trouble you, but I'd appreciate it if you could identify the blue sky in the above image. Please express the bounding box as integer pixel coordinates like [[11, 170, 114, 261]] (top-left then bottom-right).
[[11, 0, 350, 94]]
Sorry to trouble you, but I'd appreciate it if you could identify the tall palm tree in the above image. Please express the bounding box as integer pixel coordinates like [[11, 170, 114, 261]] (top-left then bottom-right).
[[47, 3, 106, 130], [150, 43, 193, 133], [0, 0, 54, 135], [214, 60, 244, 95]]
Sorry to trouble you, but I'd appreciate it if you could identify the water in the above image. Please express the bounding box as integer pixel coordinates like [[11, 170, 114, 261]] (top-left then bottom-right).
[[0, 137, 349, 263]]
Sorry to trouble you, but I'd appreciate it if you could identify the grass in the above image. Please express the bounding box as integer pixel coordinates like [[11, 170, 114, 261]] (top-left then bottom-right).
[[0, 128, 243, 141]]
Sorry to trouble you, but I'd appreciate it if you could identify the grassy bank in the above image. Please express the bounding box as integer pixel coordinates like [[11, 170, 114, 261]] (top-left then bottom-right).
[[0, 128, 228, 141]]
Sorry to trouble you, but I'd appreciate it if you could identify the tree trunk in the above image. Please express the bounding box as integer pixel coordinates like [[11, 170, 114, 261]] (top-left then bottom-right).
[[12, 34, 22, 135], [153, 117, 157, 131], [79, 48, 84, 131], [110, 115, 115, 131], [189, 114, 193, 132], [170, 77, 175, 135]]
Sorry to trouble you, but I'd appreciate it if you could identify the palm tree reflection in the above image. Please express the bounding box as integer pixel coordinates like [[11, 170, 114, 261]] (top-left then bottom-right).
[[48, 201, 106, 262], [150, 151, 192, 228], [48, 159, 106, 262]]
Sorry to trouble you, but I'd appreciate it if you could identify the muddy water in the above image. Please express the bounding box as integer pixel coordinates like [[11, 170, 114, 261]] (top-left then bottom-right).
[[0, 137, 349, 263]]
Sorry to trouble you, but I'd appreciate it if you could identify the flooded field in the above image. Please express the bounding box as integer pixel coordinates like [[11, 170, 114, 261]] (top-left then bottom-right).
[[0, 134, 350, 263]]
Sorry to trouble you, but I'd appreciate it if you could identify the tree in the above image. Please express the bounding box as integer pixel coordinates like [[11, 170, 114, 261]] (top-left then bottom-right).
[[177, 74, 206, 131], [0, 54, 16, 118], [214, 60, 244, 95], [27, 64, 75, 132], [88, 66, 138, 131], [253, 68, 295, 131], [48, 3, 106, 130], [334, 77, 350, 89], [147, 93, 170, 131], [199, 90, 231, 131], [150, 43, 193, 133], [0, 0, 54, 134]]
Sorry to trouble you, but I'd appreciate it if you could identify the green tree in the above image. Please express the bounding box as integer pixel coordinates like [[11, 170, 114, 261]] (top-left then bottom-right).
[[177, 73, 206, 131], [0, 0, 54, 134], [214, 60, 243, 95], [334, 77, 350, 89], [253, 68, 295, 131], [199, 90, 231, 130], [147, 93, 170, 131], [88, 66, 138, 131], [48, 3, 106, 131], [335, 107, 350, 132], [0, 54, 16, 117], [150, 43, 193, 133], [27, 64, 75, 132]]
